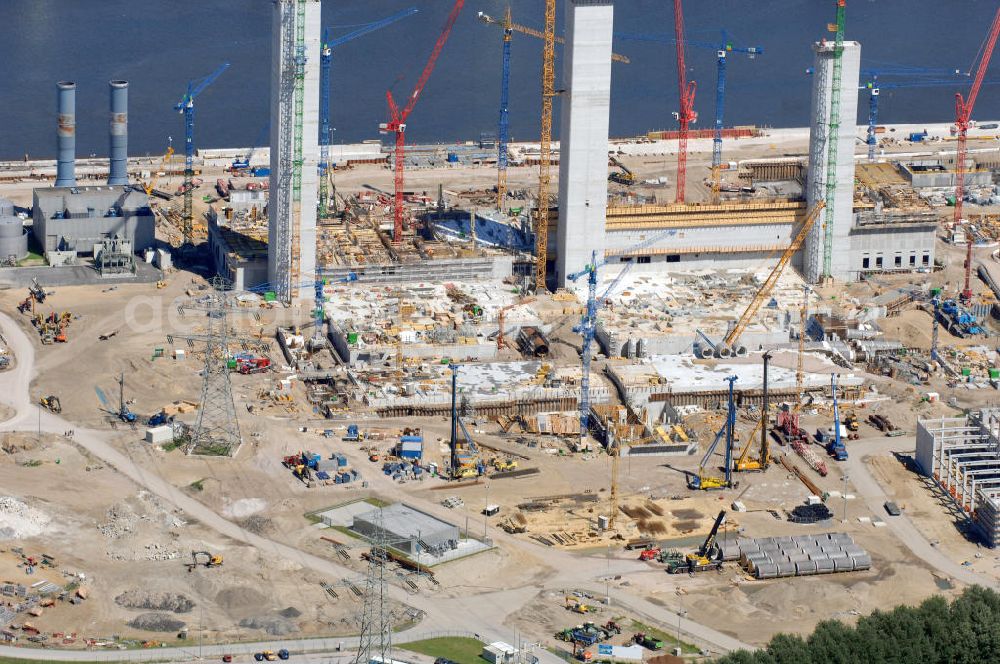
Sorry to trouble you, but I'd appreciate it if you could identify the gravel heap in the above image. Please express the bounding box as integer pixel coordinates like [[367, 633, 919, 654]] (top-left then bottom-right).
[[0, 496, 51, 539], [115, 589, 195, 613]]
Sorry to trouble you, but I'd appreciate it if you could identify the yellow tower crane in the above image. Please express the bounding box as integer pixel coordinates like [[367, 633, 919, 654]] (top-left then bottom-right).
[[536, 0, 557, 292], [719, 201, 825, 354]]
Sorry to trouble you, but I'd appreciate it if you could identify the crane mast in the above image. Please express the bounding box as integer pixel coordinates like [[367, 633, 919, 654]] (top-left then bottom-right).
[[319, 9, 418, 219], [382, 0, 465, 244], [480, 9, 628, 218], [495, 8, 513, 211], [175, 63, 229, 245], [672, 0, 697, 203], [535, 0, 557, 291], [958, 7, 1000, 302]]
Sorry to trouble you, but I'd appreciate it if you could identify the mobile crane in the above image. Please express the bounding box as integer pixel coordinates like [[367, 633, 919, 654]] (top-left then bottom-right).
[[666, 510, 726, 574], [608, 156, 635, 186]]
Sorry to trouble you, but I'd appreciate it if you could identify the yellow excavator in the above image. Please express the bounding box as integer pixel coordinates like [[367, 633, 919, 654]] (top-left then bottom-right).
[[39, 395, 62, 413], [186, 551, 223, 571]]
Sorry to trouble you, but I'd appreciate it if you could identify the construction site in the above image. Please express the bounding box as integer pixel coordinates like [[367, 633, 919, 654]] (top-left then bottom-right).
[[4, 1, 1000, 663]]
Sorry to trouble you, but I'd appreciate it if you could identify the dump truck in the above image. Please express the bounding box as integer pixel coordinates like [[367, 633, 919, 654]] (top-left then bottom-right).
[[633, 633, 664, 650]]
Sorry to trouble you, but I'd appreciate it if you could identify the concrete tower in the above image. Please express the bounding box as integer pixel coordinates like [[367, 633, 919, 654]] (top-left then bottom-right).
[[555, 0, 614, 288], [269, 0, 321, 302], [803, 39, 861, 283]]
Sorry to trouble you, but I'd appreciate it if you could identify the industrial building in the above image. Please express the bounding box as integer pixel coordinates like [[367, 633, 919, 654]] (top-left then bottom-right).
[[29, 78, 152, 264], [32, 186, 154, 258], [351, 503, 460, 558], [207, 189, 269, 291], [268, 0, 321, 302], [917, 410, 1000, 548], [554, 0, 614, 287], [543, 25, 937, 285]]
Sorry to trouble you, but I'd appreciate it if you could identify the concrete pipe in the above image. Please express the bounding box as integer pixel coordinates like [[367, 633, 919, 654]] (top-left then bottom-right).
[[695, 343, 713, 359], [718, 346, 733, 359], [735, 345, 748, 357]]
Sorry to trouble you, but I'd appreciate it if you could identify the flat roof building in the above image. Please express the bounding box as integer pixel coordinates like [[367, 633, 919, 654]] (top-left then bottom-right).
[[32, 185, 153, 257], [352, 503, 460, 558]]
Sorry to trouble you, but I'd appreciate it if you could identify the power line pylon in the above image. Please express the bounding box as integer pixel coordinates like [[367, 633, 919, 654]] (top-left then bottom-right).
[[170, 276, 266, 456], [353, 507, 393, 664]]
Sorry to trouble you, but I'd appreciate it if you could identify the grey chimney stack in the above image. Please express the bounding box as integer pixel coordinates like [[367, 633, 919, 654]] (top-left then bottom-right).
[[55, 81, 76, 187], [108, 80, 129, 185]]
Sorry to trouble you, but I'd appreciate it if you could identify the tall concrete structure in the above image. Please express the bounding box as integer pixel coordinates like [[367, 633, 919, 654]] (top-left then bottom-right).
[[55, 82, 76, 188], [555, 0, 614, 288], [803, 40, 861, 283], [269, 0, 321, 302], [108, 81, 129, 186]]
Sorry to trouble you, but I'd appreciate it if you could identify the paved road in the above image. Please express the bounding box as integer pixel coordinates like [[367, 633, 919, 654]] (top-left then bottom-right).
[[0, 313, 749, 660], [843, 437, 998, 589]]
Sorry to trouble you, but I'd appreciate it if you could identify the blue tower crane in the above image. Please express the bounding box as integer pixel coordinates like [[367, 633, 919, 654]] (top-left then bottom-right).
[[496, 7, 513, 211], [175, 63, 229, 245], [617, 31, 762, 172], [319, 8, 419, 217], [567, 229, 678, 448], [855, 64, 968, 162]]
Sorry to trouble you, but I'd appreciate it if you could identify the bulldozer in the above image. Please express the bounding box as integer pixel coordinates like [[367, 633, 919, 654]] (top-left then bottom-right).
[[39, 396, 61, 413], [186, 551, 223, 571]]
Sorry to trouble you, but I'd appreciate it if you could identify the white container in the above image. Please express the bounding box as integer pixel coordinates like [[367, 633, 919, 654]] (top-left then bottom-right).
[[145, 425, 173, 444]]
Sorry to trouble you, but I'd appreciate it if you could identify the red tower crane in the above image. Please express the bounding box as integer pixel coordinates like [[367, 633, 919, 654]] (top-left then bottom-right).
[[958, 7, 1000, 302], [381, 0, 465, 243], [672, 0, 697, 203]]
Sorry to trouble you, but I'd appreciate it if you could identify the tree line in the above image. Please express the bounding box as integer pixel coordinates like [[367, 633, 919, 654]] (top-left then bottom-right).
[[717, 585, 1000, 664]]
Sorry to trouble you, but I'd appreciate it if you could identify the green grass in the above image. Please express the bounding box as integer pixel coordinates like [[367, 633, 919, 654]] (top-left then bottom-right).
[[17, 249, 46, 267], [188, 479, 205, 492], [364, 497, 390, 507], [629, 619, 700, 655], [331, 525, 363, 540], [0, 659, 116, 664], [399, 637, 486, 664], [161, 439, 183, 453]]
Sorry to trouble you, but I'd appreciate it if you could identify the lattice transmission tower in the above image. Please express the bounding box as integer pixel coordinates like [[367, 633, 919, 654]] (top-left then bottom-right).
[[169, 276, 269, 456], [353, 508, 393, 664]]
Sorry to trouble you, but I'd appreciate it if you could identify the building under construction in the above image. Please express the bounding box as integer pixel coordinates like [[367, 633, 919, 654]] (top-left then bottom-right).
[[917, 410, 1000, 548]]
